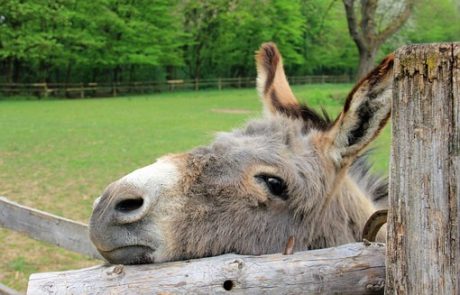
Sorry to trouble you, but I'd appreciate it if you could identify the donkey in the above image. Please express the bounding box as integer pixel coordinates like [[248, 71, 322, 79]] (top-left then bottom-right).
[[89, 43, 393, 265]]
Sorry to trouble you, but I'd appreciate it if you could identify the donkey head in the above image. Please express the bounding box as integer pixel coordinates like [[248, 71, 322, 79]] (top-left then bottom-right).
[[89, 43, 393, 264]]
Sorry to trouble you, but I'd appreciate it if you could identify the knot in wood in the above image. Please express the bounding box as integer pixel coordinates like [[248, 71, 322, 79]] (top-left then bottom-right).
[[366, 279, 385, 291], [106, 265, 124, 277], [231, 259, 244, 270]]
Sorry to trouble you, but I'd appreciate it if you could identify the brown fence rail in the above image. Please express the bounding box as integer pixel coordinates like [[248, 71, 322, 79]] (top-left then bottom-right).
[[0, 197, 101, 259], [0, 75, 352, 98]]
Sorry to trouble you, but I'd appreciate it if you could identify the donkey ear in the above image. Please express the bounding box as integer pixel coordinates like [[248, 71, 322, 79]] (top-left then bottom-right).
[[256, 42, 299, 115], [326, 54, 394, 167]]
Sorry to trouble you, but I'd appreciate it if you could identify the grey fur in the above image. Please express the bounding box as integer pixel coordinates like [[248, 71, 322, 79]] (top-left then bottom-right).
[[90, 115, 387, 264]]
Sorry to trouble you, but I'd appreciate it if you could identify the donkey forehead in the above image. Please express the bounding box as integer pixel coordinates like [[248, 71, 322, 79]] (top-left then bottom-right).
[[217, 117, 313, 153], [192, 117, 319, 172]]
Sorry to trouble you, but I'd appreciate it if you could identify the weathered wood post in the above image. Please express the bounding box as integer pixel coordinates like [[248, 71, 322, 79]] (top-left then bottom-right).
[[386, 43, 459, 294], [112, 82, 117, 96], [27, 243, 386, 294], [80, 82, 85, 98]]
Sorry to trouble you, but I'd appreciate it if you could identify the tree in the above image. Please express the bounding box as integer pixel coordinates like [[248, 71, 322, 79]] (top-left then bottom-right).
[[405, 0, 460, 44], [86, 0, 184, 83], [342, 0, 414, 79], [0, 0, 62, 82], [179, 0, 305, 79], [179, 0, 225, 79], [2, 0, 456, 86], [299, 0, 358, 75], [213, 0, 305, 77]]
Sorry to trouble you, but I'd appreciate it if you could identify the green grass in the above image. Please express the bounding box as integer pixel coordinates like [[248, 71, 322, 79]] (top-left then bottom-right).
[[0, 84, 391, 291]]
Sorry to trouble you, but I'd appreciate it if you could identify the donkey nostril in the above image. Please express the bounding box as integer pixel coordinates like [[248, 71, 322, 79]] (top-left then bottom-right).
[[115, 198, 144, 213]]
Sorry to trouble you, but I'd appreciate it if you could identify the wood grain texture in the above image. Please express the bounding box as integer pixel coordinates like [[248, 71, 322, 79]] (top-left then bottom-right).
[[27, 242, 385, 295], [0, 283, 23, 295], [386, 43, 459, 294], [0, 196, 102, 260]]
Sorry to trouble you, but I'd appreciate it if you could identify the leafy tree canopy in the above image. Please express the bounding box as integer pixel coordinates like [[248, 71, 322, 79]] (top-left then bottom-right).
[[0, 0, 458, 83]]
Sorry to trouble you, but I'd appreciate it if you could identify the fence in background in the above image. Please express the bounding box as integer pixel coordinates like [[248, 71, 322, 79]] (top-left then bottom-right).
[[0, 75, 352, 98]]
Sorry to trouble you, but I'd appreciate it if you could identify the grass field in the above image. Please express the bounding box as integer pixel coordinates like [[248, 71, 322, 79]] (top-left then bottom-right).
[[0, 84, 391, 291]]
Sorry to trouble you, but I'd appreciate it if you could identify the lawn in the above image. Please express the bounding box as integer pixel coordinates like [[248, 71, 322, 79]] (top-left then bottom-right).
[[0, 84, 391, 291]]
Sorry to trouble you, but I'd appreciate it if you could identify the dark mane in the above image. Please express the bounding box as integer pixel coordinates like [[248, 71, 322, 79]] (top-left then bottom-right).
[[350, 151, 388, 210], [274, 101, 332, 131]]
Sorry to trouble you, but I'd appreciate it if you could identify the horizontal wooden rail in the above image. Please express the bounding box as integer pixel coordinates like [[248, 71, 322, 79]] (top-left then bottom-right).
[[0, 196, 102, 260], [27, 242, 385, 294], [0, 75, 352, 98], [0, 283, 23, 295]]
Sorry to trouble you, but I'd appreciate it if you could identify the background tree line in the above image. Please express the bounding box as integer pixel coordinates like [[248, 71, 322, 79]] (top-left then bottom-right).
[[0, 0, 458, 84]]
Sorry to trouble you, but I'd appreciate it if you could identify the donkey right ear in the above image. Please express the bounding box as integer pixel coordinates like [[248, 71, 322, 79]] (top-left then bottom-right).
[[255, 43, 300, 116], [325, 54, 394, 167]]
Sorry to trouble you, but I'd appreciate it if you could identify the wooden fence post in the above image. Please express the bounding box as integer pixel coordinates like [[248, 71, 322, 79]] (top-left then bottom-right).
[[112, 83, 117, 96], [386, 43, 459, 294], [80, 82, 85, 98], [42, 82, 48, 98], [0, 283, 22, 295]]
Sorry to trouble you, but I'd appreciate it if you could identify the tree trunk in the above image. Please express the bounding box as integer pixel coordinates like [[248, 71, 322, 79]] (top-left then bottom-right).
[[113, 66, 120, 83], [92, 68, 99, 82], [357, 47, 378, 79], [6, 57, 14, 83], [386, 43, 459, 294], [166, 65, 174, 80], [342, 0, 414, 80], [65, 62, 73, 84], [39, 60, 49, 83], [129, 64, 135, 82], [12, 58, 21, 83], [194, 56, 201, 80]]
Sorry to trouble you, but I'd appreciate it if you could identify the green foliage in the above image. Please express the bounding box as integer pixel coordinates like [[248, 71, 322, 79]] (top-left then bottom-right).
[[299, 0, 358, 74], [0, 0, 184, 82], [185, 0, 305, 78], [381, 0, 460, 57], [0, 0, 457, 84]]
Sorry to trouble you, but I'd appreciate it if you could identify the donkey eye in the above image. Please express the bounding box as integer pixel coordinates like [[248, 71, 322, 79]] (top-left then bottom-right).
[[256, 175, 288, 200]]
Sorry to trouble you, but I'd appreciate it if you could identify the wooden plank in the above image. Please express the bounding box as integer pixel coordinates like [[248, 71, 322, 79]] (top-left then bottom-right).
[[454, 44, 460, 293], [386, 43, 459, 294], [0, 283, 23, 295], [0, 196, 102, 260], [27, 242, 385, 295]]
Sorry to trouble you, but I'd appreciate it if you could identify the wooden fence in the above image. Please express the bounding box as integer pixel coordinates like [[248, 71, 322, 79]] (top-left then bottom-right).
[[0, 75, 352, 98], [0, 43, 458, 294], [0, 197, 101, 260], [0, 196, 385, 295], [385, 43, 459, 293]]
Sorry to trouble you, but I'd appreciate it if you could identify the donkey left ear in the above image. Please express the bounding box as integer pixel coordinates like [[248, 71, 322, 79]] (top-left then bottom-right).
[[326, 54, 395, 167], [255, 42, 299, 115]]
